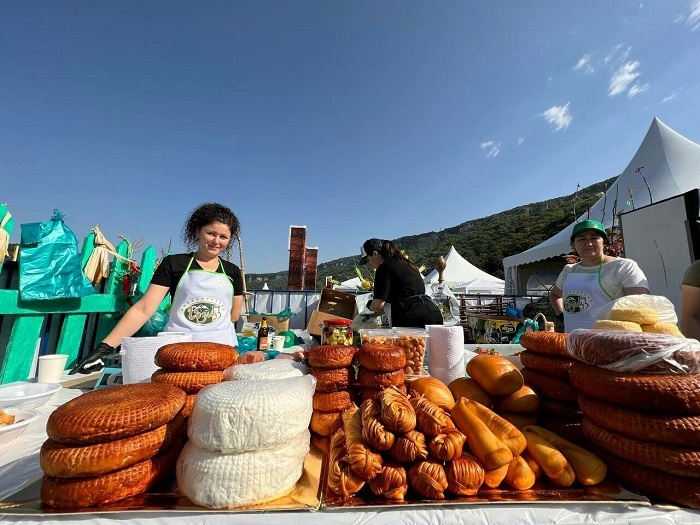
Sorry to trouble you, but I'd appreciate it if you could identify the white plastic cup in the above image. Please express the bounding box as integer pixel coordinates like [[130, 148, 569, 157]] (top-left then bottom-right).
[[37, 354, 68, 383], [271, 336, 286, 351]]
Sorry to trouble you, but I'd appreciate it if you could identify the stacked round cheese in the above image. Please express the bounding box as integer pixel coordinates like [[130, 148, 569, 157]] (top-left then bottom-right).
[[356, 343, 407, 403], [593, 306, 684, 337], [223, 359, 308, 381], [152, 342, 238, 417], [176, 375, 315, 508], [517, 332, 582, 442], [568, 361, 700, 509], [40, 383, 186, 508], [308, 345, 357, 436]]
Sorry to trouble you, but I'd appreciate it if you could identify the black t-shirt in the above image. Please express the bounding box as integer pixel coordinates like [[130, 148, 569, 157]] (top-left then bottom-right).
[[150, 253, 244, 300], [373, 258, 426, 310]]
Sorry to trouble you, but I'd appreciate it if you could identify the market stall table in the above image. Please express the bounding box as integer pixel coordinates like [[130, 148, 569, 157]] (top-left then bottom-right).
[[2, 358, 700, 523]]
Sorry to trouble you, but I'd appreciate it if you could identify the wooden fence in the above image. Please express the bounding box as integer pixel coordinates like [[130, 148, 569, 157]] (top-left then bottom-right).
[[0, 234, 159, 385]]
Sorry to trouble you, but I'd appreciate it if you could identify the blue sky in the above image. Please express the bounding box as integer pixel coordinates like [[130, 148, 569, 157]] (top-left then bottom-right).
[[2, 1, 699, 275]]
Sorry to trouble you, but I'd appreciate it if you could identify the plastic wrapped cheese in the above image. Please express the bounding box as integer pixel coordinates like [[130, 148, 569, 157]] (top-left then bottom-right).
[[223, 359, 308, 381], [593, 295, 678, 325], [566, 329, 700, 374], [177, 429, 310, 509], [188, 375, 316, 453]]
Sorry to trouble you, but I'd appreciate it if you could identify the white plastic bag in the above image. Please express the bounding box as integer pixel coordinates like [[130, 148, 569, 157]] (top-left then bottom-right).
[[593, 294, 678, 324]]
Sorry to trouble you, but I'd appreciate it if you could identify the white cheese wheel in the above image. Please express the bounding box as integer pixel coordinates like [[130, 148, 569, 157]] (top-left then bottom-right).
[[223, 359, 308, 381], [188, 374, 316, 453], [177, 430, 310, 509]]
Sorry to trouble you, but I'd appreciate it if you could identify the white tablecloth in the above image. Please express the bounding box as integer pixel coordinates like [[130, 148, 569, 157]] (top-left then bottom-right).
[[1, 503, 699, 524]]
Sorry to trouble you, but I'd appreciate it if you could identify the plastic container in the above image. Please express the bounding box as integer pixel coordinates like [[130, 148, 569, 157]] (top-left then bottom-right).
[[394, 328, 429, 375], [321, 319, 354, 346], [358, 328, 396, 346]]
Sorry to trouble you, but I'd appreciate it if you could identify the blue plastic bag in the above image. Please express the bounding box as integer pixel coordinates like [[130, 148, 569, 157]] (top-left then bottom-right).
[[19, 210, 95, 301]]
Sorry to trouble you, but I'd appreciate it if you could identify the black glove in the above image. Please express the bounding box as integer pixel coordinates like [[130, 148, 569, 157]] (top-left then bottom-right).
[[69, 342, 115, 375]]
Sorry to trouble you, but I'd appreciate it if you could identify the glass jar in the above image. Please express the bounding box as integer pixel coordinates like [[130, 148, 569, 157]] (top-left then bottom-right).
[[322, 319, 354, 346]]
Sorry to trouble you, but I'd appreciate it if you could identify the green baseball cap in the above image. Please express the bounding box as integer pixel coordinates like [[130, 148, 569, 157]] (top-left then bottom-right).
[[571, 220, 608, 242]]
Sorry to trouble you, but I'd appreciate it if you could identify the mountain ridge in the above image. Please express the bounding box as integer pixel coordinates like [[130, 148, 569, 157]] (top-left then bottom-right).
[[245, 178, 616, 290]]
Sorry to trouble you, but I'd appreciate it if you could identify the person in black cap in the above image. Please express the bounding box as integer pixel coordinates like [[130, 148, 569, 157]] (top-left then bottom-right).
[[549, 220, 648, 331], [359, 238, 443, 328]]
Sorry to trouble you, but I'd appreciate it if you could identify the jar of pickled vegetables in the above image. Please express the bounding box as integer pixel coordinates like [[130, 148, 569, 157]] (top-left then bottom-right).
[[322, 319, 354, 346]]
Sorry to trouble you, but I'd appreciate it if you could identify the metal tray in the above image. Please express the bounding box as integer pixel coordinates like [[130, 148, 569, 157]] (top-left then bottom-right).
[[0, 441, 324, 516]]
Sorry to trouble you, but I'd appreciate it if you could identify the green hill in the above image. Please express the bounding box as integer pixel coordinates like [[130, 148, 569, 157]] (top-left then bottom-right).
[[245, 178, 616, 290]]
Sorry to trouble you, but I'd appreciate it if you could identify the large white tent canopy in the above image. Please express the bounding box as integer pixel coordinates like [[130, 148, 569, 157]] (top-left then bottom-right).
[[503, 117, 700, 293], [424, 245, 505, 294]]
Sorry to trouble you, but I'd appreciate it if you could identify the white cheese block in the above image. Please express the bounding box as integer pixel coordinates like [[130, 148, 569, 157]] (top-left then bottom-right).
[[177, 429, 310, 509], [188, 374, 316, 453], [223, 359, 309, 381]]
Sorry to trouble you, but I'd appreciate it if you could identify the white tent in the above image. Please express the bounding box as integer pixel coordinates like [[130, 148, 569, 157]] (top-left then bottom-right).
[[335, 276, 362, 291], [503, 117, 700, 293], [424, 246, 505, 294]]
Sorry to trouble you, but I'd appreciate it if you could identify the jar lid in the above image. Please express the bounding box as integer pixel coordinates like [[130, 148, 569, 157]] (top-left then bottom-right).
[[324, 318, 352, 327]]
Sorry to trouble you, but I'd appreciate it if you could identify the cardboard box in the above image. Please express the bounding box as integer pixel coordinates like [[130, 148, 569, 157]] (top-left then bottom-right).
[[246, 314, 290, 333], [306, 288, 357, 336], [466, 315, 523, 344]]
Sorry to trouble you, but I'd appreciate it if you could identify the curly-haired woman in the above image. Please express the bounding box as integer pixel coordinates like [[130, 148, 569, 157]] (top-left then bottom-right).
[[71, 203, 244, 374]]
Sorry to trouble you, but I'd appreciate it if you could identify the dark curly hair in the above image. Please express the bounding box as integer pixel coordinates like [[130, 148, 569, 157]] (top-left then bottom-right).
[[182, 203, 241, 253]]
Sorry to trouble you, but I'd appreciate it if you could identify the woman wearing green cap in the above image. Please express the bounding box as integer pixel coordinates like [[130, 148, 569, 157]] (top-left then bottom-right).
[[549, 220, 649, 332]]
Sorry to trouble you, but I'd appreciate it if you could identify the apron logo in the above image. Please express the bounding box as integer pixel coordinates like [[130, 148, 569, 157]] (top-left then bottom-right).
[[181, 299, 225, 325], [584, 275, 595, 282], [564, 292, 593, 314]]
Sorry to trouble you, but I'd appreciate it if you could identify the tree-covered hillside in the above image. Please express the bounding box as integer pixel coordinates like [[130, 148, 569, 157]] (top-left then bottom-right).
[[245, 178, 616, 290]]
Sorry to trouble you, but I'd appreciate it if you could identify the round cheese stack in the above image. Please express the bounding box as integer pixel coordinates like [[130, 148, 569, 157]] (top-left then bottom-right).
[[155, 342, 238, 371], [151, 369, 224, 394], [42, 442, 182, 509], [222, 359, 308, 381], [642, 322, 684, 337], [609, 307, 660, 325], [47, 383, 186, 445], [593, 320, 643, 332], [41, 415, 184, 478], [188, 375, 315, 453], [176, 430, 310, 509]]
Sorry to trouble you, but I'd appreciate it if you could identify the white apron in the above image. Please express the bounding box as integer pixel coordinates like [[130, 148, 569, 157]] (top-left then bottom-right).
[[562, 260, 615, 332], [163, 256, 238, 347]]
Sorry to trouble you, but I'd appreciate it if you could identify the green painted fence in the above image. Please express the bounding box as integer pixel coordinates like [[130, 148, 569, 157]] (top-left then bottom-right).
[[0, 234, 160, 385]]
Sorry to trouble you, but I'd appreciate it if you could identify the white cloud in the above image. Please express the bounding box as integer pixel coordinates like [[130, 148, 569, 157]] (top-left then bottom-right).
[[627, 82, 649, 98], [608, 61, 642, 96], [541, 102, 572, 132], [480, 140, 501, 158], [573, 54, 594, 74], [517, 137, 525, 146], [604, 44, 623, 64], [689, 0, 700, 30], [661, 88, 682, 103]]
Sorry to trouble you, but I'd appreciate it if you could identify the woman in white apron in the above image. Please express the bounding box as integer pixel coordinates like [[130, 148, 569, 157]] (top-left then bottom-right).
[[549, 220, 649, 332], [70, 203, 243, 374]]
